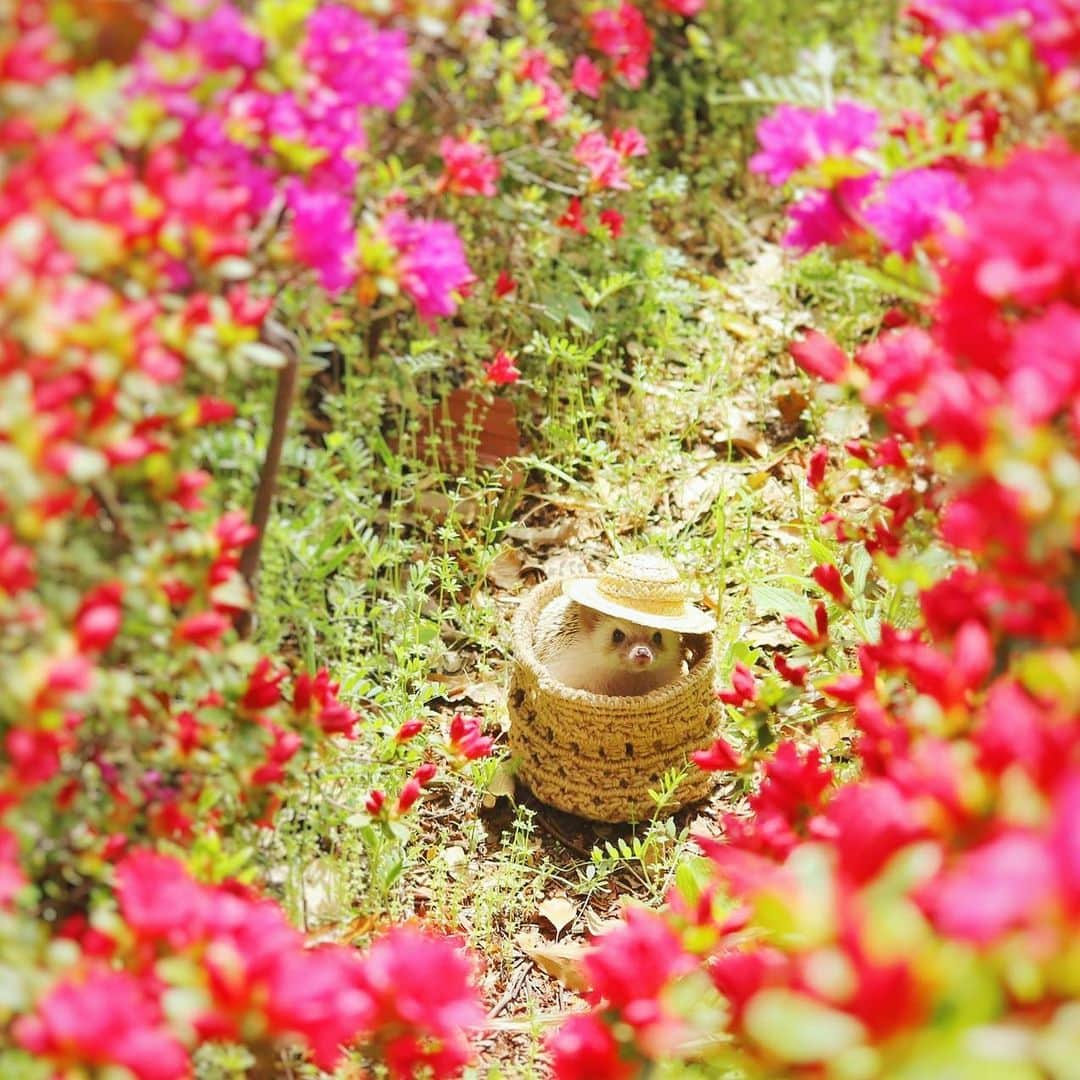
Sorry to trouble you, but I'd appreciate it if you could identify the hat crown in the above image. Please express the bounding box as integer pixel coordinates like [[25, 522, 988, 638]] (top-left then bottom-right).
[[597, 553, 691, 605]]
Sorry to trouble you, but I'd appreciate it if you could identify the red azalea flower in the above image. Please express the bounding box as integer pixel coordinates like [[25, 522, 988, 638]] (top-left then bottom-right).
[[791, 330, 850, 383], [599, 208, 624, 237], [558, 196, 589, 235], [547, 1014, 636, 1080], [811, 563, 847, 604], [483, 349, 521, 385], [691, 736, 742, 772], [493, 269, 516, 297], [571, 55, 605, 98], [395, 718, 424, 742]]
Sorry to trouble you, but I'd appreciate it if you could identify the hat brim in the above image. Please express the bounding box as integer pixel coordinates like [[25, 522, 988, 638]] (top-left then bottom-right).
[[564, 578, 717, 634]]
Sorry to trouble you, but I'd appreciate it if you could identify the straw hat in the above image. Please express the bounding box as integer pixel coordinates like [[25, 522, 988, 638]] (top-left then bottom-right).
[[563, 553, 716, 634]]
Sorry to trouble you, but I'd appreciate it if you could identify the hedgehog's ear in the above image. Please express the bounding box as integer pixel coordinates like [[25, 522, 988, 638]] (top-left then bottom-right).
[[576, 603, 600, 631]]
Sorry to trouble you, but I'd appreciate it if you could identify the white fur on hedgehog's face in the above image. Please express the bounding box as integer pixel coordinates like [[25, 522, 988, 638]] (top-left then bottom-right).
[[579, 607, 680, 673]]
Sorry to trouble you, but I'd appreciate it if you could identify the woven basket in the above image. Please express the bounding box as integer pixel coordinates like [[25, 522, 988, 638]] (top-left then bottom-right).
[[507, 579, 723, 823]]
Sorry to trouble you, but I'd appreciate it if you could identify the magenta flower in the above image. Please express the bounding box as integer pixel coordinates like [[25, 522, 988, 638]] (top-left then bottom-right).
[[286, 181, 356, 295], [783, 174, 877, 252], [382, 212, 474, 322], [300, 4, 412, 111], [572, 55, 604, 97], [1006, 302, 1080, 423], [750, 101, 880, 186], [908, 0, 1046, 33], [863, 167, 970, 256], [190, 3, 266, 72]]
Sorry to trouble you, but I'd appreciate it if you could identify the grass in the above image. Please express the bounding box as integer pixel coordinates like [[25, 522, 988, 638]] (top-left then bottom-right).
[[192, 4, 916, 1074], [202, 240, 902, 1078]]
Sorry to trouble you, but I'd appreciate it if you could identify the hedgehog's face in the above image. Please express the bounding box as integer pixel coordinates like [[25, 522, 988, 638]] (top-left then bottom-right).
[[579, 606, 680, 674]]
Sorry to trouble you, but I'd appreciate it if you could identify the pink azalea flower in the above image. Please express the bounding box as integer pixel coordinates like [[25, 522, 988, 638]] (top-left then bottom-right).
[[817, 779, 925, 883], [301, 3, 412, 110], [574, 131, 631, 190], [191, 3, 266, 72], [863, 167, 970, 256], [493, 269, 517, 297], [14, 970, 190, 1080], [1005, 302, 1080, 423], [558, 196, 589, 234], [286, 181, 356, 295], [750, 101, 880, 186], [783, 174, 877, 252], [572, 55, 605, 97], [790, 329, 850, 382], [691, 735, 743, 771], [584, 908, 695, 1019], [922, 830, 1058, 943], [382, 212, 474, 322], [716, 662, 758, 707]]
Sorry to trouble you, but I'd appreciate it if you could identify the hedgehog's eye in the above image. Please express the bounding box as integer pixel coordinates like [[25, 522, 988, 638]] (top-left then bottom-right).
[[652, 631, 663, 646], [612, 629, 625, 644]]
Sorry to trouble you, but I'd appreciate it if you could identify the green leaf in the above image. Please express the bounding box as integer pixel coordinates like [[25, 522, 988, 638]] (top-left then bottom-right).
[[750, 583, 812, 623], [744, 989, 865, 1063]]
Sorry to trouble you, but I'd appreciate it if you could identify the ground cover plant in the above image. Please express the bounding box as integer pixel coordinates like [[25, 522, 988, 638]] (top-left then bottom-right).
[[2, 0, 1078, 1077]]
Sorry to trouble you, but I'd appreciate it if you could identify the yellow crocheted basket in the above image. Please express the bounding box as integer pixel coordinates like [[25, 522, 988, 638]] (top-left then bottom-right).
[[507, 564, 723, 823]]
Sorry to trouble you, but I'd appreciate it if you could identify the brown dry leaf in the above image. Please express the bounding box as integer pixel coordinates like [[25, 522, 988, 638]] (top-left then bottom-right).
[[516, 932, 590, 992], [444, 680, 505, 708], [412, 490, 480, 525], [673, 465, 729, 524], [537, 896, 577, 935], [710, 418, 766, 459], [486, 546, 528, 591], [583, 910, 623, 938], [505, 518, 578, 549], [816, 722, 841, 752], [311, 911, 388, 947], [715, 310, 758, 341], [742, 621, 793, 648], [773, 380, 810, 425]]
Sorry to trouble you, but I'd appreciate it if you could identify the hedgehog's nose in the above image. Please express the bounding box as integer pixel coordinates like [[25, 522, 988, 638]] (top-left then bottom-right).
[[629, 645, 653, 667]]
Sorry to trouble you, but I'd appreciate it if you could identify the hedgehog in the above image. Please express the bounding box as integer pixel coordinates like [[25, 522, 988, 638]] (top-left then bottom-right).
[[533, 595, 686, 697]]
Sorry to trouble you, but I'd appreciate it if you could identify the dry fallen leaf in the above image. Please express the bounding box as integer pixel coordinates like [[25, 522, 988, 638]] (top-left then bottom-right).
[[516, 931, 590, 992], [505, 519, 578, 548], [583, 910, 623, 938], [444, 680, 505, 708], [537, 896, 577, 935], [486, 546, 529, 591]]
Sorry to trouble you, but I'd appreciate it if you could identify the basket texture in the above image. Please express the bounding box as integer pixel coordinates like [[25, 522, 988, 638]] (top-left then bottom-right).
[[507, 578, 722, 822]]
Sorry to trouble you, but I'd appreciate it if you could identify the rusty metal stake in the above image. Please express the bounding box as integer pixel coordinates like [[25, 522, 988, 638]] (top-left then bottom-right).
[[236, 319, 301, 639]]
